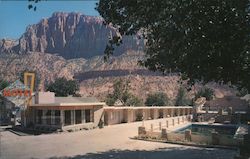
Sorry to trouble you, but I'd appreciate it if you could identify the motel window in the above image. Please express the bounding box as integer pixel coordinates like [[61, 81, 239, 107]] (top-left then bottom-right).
[[64, 110, 71, 126], [54, 110, 60, 125], [46, 110, 51, 125], [85, 109, 91, 123], [36, 110, 42, 124], [75, 110, 82, 124]]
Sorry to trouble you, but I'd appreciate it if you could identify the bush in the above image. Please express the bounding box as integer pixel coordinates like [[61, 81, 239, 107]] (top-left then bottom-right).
[[195, 87, 214, 101], [145, 92, 169, 106], [136, 113, 143, 121], [175, 86, 191, 106], [125, 94, 143, 106]]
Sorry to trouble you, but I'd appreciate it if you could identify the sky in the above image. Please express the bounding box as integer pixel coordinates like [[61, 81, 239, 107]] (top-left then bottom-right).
[[0, 0, 100, 39]]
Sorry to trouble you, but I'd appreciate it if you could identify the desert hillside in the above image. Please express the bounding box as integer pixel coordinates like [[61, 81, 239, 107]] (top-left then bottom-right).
[[0, 52, 236, 101]]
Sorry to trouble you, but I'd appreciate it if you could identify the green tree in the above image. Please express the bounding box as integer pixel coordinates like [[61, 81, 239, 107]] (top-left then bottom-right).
[[105, 94, 116, 106], [27, 0, 40, 11], [46, 77, 79, 97], [195, 87, 214, 101], [112, 79, 130, 103], [97, 0, 250, 91], [125, 94, 143, 106], [175, 87, 191, 106], [145, 92, 169, 106], [105, 79, 143, 106], [0, 80, 9, 90]]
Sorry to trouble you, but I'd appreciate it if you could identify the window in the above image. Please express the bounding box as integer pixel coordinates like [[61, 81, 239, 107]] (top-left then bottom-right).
[[46, 110, 51, 125], [85, 109, 91, 123], [75, 110, 82, 124], [64, 110, 71, 125], [36, 110, 42, 124], [54, 110, 60, 125]]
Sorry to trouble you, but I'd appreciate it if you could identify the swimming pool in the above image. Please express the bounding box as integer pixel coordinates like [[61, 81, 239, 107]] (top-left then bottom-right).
[[176, 124, 238, 136]]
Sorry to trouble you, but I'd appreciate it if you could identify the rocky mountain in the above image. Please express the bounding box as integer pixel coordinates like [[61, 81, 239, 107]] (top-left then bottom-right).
[[0, 12, 237, 102], [0, 12, 144, 59], [0, 39, 17, 54]]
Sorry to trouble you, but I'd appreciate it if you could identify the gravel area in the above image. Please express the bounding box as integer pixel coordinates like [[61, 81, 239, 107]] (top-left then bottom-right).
[[0, 119, 238, 159]]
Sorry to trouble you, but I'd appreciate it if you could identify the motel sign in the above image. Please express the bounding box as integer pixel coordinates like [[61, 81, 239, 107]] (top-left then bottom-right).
[[3, 89, 32, 97]]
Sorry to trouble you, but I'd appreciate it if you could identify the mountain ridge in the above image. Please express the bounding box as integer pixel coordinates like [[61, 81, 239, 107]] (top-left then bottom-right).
[[0, 12, 144, 59]]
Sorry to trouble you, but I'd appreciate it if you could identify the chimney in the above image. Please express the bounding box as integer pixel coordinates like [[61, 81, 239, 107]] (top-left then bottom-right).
[[35, 91, 55, 104]]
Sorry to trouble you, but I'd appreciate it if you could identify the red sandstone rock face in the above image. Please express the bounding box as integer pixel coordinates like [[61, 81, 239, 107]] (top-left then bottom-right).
[[2, 12, 143, 59]]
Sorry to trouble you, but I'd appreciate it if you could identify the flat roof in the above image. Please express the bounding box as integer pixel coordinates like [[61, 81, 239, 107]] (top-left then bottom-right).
[[30, 102, 105, 107], [104, 106, 192, 110], [54, 97, 100, 103], [30, 97, 105, 107]]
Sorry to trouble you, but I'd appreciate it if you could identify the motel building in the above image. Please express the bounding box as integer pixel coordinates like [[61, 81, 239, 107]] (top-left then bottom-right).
[[104, 106, 193, 126], [27, 92, 193, 132], [27, 92, 105, 132], [1, 81, 193, 132], [28, 92, 193, 132]]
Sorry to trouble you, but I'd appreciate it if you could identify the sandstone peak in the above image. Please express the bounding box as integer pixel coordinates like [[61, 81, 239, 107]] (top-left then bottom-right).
[[0, 12, 144, 59]]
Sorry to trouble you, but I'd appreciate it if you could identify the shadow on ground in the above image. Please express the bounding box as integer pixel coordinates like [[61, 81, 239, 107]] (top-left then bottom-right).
[[48, 147, 238, 159]]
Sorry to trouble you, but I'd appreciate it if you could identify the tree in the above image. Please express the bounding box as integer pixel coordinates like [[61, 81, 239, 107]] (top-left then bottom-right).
[[125, 94, 143, 106], [46, 77, 79, 97], [112, 79, 130, 103], [0, 80, 9, 90], [195, 87, 214, 101], [145, 92, 169, 106], [175, 87, 191, 106], [27, 0, 41, 11], [105, 94, 116, 106], [105, 79, 143, 106], [97, 0, 250, 91]]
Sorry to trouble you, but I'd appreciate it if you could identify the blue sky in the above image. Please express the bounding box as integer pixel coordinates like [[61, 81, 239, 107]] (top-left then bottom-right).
[[0, 0, 99, 39]]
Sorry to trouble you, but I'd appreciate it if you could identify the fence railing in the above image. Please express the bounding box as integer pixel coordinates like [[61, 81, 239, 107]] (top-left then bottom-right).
[[138, 126, 242, 147]]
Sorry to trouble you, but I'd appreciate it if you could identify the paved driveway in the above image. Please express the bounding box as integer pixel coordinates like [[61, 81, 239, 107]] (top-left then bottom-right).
[[0, 119, 237, 159]]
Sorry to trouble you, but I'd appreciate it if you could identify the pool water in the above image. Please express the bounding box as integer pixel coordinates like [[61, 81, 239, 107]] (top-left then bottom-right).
[[176, 124, 238, 136]]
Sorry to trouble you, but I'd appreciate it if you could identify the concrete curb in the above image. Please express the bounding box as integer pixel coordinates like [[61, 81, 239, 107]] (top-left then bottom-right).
[[131, 137, 239, 150]]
